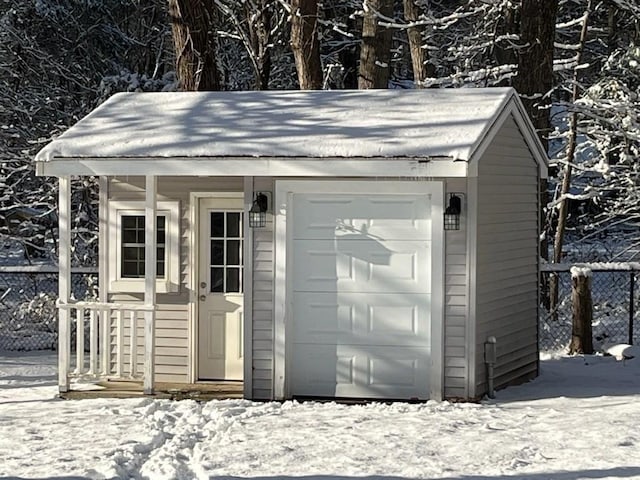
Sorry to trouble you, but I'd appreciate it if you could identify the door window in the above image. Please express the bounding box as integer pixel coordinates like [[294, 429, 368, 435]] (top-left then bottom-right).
[[209, 211, 243, 293]]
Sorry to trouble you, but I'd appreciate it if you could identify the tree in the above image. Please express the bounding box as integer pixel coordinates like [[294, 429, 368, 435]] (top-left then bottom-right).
[[512, 0, 558, 307], [403, 0, 429, 87], [168, 0, 221, 90], [0, 0, 173, 264], [513, 0, 558, 143], [358, 0, 393, 89], [246, 0, 274, 89], [290, 0, 323, 89]]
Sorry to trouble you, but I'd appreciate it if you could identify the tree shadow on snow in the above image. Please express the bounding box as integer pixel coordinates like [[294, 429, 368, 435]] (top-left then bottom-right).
[[0, 374, 57, 390], [492, 356, 640, 402], [205, 467, 640, 480], [1, 477, 88, 480]]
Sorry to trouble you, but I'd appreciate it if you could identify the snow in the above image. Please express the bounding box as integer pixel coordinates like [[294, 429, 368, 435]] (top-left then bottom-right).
[[2, 351, 640, 479], [602, 343, 640, 361], [570, 265, 592, 278], [35, 88, 516, 163]]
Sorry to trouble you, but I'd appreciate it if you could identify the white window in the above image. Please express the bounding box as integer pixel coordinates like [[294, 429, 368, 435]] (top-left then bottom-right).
[[108, 201, 180, 293]]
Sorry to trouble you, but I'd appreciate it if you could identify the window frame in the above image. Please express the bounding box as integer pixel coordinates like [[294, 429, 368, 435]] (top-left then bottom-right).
[[108, 200, 180, 293]]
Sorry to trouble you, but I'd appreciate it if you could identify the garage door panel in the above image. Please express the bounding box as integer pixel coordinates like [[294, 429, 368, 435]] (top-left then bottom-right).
[[292, 344, 430, 399], [290, 189, 433, 399], [293, 195, 431, 240], [292, 292, 430, 345], [293, 239, 431, 293], [292, 294, 356, 339]]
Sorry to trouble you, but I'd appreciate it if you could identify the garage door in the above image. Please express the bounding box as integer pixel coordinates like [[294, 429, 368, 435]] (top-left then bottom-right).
[[290, 193, 432, 399]]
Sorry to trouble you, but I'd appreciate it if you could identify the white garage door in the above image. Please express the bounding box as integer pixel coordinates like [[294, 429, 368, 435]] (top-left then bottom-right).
[[290, 193, 433, 399]]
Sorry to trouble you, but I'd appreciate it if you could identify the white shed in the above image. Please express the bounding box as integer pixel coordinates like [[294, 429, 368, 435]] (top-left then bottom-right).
[[36, 88, 547, 401]]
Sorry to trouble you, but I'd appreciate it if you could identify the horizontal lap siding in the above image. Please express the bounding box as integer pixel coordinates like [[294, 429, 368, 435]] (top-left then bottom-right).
[[109, 304, 190, 383], [251, 178, 274, 400], [475, 115, 539, 396], [108, 176, 243, 383], [443, 178, 468, 399]]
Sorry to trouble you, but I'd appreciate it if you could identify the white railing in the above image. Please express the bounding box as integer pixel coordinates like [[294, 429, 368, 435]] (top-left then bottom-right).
[[57, 301, 155, 383]]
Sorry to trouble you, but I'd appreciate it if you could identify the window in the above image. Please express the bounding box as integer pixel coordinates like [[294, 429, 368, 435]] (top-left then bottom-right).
[[209, 211, 243, 293], [109, 201, 180, 293], [121, 215, 165, 278]]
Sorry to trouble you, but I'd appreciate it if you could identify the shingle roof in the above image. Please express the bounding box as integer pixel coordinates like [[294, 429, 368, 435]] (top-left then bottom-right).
[[36, 88, 522, 162]]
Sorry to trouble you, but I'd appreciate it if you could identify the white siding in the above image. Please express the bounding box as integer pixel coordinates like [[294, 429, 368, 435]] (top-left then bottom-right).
[[107, 176, 243, 383], [474, 115, 539, 396], [443, 178, 469, 399]]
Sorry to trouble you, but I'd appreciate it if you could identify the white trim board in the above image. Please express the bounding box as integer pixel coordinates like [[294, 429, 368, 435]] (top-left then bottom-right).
[[274, 180, 445, 401], [37, 157, 467, 178]]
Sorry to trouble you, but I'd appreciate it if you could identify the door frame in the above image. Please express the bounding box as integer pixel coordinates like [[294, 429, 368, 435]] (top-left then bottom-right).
[[188, 191, 245, 383], [274, 180, 445, 401]]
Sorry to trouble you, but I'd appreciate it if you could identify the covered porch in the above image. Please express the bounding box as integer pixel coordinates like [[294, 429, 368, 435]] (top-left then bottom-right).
[[57, 176, 168, 395], [59, 378, 243, 400]]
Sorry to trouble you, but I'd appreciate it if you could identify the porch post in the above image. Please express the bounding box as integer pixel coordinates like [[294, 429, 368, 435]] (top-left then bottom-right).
[[58, 176, 71, 392], [143, 175, 157, 394]]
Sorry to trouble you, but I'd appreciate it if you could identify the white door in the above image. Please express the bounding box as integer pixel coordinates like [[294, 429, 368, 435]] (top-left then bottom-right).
[[290, 193, 432, 399], [198, 197, 244, 380]]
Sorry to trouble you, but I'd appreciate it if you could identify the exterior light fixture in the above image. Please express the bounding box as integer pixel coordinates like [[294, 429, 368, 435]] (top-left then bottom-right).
[[444, 193, 462, 231], [249, 192, 268, 228]]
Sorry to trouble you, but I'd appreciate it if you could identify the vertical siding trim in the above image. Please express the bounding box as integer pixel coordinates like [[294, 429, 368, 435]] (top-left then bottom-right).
[[429, 181, 445, 401], [273, 182, 288, 400], [466, 177, 479, 399], [187, 192, 198, 383], [243, 177, 254, 398], [99, 177, 109, 303], [143, 175, 157, 394]]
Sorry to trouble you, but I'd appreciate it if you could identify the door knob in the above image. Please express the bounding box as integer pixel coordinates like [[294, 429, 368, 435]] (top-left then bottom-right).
[[199, 295, 206, 301], [200, 282, 207, 289]]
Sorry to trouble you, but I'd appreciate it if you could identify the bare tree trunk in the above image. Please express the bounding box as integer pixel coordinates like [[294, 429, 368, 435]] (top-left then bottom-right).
[[550, 1, 592, 316], [246, 0, 272, 89], [568, 270, 593, 354], [403, 0, 429, 87], [358, 0, 393, 89], [513, 0, 558, 311], [513, 0, 558, 144], [168, 0, 221, 91], [290, 0, 323, 89]]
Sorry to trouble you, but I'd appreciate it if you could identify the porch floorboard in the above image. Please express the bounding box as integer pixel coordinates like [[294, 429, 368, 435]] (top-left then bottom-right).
[[60, 380, 244, 401]]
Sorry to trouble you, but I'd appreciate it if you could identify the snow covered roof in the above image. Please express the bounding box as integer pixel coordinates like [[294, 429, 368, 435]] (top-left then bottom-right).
[[35, 88, 548, 177]]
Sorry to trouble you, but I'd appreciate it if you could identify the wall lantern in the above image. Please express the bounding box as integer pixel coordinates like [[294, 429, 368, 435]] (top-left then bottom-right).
[[444, 193, 462, 231], [249, 192, 269, 228]]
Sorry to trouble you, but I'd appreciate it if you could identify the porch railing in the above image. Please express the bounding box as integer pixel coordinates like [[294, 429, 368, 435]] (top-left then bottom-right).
[[57, 301, 155, 385]]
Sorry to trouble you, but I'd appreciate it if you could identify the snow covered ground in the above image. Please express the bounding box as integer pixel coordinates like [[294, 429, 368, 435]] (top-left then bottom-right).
[[1, 351, 640, 480]]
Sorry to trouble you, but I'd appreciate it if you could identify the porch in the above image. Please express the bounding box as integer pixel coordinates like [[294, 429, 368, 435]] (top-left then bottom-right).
[[57, 176, 167, 395], [60, 379, 243, 400]]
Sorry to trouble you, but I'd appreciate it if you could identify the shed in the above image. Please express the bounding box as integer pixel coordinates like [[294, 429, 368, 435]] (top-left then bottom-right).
[[35, 88, 547, 401]]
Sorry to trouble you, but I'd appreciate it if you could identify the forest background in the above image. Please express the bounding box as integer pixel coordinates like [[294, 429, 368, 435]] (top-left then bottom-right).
[[0, 0, 639, 268]]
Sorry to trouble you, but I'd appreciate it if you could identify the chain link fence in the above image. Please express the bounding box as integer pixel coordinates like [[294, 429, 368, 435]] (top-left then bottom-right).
[[540, 265, 639, 352], [1, 265, 637, 353], [0, 267, 97, 351]]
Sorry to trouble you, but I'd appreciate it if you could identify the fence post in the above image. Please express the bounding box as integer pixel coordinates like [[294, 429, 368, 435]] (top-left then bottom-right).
[[569, 266, 593, 354], [630, 272, 635, 345]]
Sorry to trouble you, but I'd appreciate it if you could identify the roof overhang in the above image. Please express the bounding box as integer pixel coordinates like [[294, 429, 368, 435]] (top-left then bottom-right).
[[35, 156, 468, 178], [467, 94, 548, 179], [34, 88, 549, 180]]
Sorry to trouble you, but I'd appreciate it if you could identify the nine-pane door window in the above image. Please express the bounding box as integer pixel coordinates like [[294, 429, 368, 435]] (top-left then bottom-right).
[[209, 211, 243, 293]]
